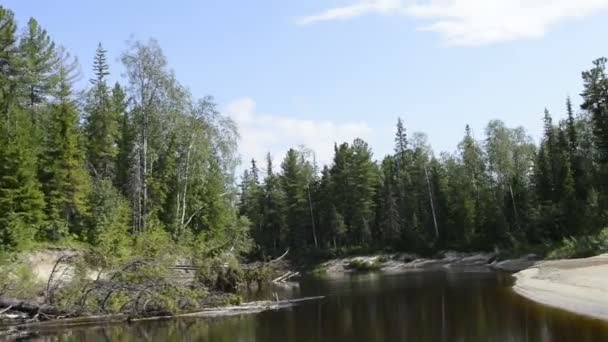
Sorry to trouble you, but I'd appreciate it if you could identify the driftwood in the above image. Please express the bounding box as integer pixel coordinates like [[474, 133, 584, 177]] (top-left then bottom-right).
[[272, 271, 300, 283], [170, 249, 290, 272], [132, 296, 324, 322], [268, 249, 289, 264], [0, 297, 67, 317], [1, 296, 324, 339]]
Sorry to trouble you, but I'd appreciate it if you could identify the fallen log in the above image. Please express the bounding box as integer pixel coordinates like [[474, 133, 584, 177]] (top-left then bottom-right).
[[133, 296, 324, 321], [0, 297, 67, 316], [0, 296, 324, 339], [272, 271, 300, 283], [16, 314, 128, 329]]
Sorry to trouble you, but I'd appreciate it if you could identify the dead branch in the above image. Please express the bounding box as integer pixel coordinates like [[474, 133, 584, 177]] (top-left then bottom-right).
[[272, 271, 299, 283], [46, 255, 77, 304], [0, 297, 67, 316], [268, 248, 289, 264]]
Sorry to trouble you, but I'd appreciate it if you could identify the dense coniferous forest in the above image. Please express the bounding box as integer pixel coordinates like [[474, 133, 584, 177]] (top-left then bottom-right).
[[240, 63, 608, 258], [1, 4, 608, 264]]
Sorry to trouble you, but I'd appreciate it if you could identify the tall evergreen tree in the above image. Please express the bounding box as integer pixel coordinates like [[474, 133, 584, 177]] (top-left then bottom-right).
[[377, 156, 400, 244], [280, 149, 312, 249], [112, 83, 132, 193], [0, 9, 46, 248], [84, 43, 120, 179], [581, 58, 608, 162], [18, 18, 59, 110], [261, 153, 286, 253], [40, 55, 90, 240]]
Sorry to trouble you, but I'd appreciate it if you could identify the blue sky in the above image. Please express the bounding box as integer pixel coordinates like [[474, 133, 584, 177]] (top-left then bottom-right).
[[4, 0, 608, 166]]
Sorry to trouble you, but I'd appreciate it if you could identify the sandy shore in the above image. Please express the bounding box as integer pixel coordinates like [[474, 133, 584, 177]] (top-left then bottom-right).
[[513, 254, 608, 321]]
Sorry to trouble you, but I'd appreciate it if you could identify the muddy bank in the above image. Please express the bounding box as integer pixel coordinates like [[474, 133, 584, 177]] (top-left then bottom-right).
[[513, 254, 608, 321]]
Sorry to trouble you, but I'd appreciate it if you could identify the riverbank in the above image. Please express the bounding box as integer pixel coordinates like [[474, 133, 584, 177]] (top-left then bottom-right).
[[311, 251, 540, 275], [513, 254, 608, 321], [0, 247, 293, 339]]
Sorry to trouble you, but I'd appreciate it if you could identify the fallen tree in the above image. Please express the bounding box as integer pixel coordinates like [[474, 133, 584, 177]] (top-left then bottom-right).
[[0, 296, 324, 339], [0, 298, 67, 317]]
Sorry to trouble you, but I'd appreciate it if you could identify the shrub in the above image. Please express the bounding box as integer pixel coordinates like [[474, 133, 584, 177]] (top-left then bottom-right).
[[346, 259, 382, 272], [547, 228, 608, 259], [0, 261, 43, 299]]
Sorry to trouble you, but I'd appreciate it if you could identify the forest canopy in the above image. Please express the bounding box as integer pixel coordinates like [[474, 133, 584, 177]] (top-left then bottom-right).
[[1, 4, 608, 263]]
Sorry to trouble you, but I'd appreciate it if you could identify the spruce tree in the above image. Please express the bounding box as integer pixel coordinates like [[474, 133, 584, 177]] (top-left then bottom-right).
[[377, 156, 400, 244], [112, 83, 132, 193], [0, 8, 46, 249], [18, 18, 59, 110], [280, 149, 310, 249], [40, 59, 91, 240], [566, 97, 578, 155], [84, 43, 120, 179], [581, 58, 608, 162]]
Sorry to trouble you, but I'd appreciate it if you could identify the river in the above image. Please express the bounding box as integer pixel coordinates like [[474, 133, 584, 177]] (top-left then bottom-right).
[[28, 269, 608, 341]]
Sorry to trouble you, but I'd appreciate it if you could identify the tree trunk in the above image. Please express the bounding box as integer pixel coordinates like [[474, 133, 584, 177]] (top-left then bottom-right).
[[425, 165, 439, 240], [307, 183, 318, 247], [0, 297, 66, 316]]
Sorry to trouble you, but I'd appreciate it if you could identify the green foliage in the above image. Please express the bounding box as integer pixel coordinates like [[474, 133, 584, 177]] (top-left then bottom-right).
[[243, 265, 272, 288], [0, 261, 43, 299], [88, 179, 131, 265], [18, 17, 59, 108], [547, 228, 608, 259], [84, 43, 120, 179], [132, 222, 175, 261], [346, 259, 383, 272]]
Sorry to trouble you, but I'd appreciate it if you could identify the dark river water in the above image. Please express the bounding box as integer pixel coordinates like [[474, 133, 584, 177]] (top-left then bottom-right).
[[28, 270, 608, 341]]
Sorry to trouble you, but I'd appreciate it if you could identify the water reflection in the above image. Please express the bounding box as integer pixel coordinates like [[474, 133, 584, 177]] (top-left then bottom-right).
[[28, 271, 608, 342]]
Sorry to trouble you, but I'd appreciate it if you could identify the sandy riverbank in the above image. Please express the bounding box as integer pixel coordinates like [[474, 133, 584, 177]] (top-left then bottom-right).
[[315, 251, 521, 275], [513, 254, 608, 321]]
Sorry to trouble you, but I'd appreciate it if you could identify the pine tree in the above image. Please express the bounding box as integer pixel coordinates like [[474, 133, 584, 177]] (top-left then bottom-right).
[[581, 58, 608, 162], [0, 104, 46, 249], [280, 149, 311, 249], [18, 18, 59, 110], [239, 159, 263, 248], [0, 6, 18, 100], [261, 153, 286, 253], [112, 83, 132, 193], [350, 138, 378, 244], [377, 156, 400, 244], [566, 97, 578, 155], [40, 58, 91, 240], [84, 43, 120, 179], [0, 8, 46, 249], [395, 117, 408, 160]]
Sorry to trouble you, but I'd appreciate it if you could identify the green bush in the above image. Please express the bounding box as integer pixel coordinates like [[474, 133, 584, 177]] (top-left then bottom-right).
[[0, 261, 43, 299], [547, 228, 608, 259], [346, 259, 382, 272]]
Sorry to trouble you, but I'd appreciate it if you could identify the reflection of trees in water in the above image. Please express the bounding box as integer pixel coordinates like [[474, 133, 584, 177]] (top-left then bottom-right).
[[38, 272, 608, 341]]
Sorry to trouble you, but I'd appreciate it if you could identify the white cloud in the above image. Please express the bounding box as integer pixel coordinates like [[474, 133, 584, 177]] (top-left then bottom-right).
[[299, 0, 608, 46], [297, 0, 403, 25], [224, 97, 373, 169]]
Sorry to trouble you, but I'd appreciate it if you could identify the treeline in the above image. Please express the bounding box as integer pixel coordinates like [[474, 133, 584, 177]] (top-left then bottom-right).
[[240, 60, 608, 257], [0, 6, 250, 260], [2, 3, 608, 264]]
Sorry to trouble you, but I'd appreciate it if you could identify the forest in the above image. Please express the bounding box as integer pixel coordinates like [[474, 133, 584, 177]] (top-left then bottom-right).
[[238, 69, 608, 259], [1, 2, 608, 269], [0, 4, 251, 267]]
